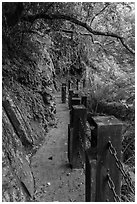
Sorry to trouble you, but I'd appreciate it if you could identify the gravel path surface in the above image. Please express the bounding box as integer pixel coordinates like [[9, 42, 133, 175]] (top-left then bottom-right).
[[31, 93, 85, 202]]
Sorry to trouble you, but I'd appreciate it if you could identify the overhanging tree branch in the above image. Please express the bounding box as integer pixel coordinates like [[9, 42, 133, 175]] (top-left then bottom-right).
[[24, 28, 107, 53], [90, 3, 110, 25], [22, 13, 135, 55]]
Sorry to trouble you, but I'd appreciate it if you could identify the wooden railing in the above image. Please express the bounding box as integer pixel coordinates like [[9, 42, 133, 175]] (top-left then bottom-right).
[[61, 83, 134, 202]]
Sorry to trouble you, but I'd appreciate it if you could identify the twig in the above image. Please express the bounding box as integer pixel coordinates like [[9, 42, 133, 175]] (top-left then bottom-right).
[[124, 155, 135, 164], [90, 3, 110, 25], [123, 138, 135, 154]]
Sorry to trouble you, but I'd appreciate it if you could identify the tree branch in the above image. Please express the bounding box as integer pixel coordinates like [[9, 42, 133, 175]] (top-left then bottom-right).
[[22, 13, 135, 55], [119, 38, 135, 54], [90, 3, 110, 25]]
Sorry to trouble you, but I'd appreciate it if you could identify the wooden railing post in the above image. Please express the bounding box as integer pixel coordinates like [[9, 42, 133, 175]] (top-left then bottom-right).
[[85, 149, 96, 202], [81, 96, 87, 108], [83, 78, 86, 88], [69, 99, 80, 162], [76, 79, 79, 90], [68, 123, 73, 163], [71, 97, 81, 106], [70, 98, 81, 125], [68, 80, 71, 90], [93, 116, 123, 202], [61, 83, 66, 103], [68, 89, 73, 109], [85, 115, 122, 202], [70, 97, 81, 110], [69, 105, 87, 169], [85, 113, 97, 202]]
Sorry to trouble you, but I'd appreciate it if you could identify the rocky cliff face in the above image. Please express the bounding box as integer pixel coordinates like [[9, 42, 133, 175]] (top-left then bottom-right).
[[2, 108, 34, 201], [2, 35, 56, 201]]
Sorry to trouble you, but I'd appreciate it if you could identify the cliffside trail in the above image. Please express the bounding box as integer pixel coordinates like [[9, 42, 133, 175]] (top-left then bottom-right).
[[31, 93, 85, 202]]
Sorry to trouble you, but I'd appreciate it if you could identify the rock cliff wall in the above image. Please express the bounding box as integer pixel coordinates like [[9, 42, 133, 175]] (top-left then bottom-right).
[[2, 35, 56, 201]]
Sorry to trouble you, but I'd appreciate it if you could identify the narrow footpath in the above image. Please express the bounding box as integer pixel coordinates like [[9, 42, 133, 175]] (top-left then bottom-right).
[[31, 93, 85, 202]]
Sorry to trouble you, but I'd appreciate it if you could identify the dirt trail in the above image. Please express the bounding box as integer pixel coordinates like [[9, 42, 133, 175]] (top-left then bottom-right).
[[31, 93, 85, 202]]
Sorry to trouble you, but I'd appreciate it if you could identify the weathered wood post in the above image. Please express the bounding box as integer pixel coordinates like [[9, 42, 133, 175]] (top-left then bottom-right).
[[76, 79, 79, 90], [68, 89, 73, 109], [61, 83, 66, 103], [83, 78, 86, 88], [70, 97, 81, 110], [69, 105, 87, 168], [85, 149, 96, 202], [81, 96, 87, 108], [85, 113, 97, 202], [68, 80, 71, 90], [68, 123, 73, 163], [93, 116, 123, 202], [70, 98, 81, 124]]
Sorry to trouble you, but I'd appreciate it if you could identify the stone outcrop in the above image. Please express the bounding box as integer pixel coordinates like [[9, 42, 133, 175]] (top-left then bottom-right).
[[3, 92, 34, 147], [2, 81, 56, 201], [2, 108, 34, 201], [2, 31, 57, 202]]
